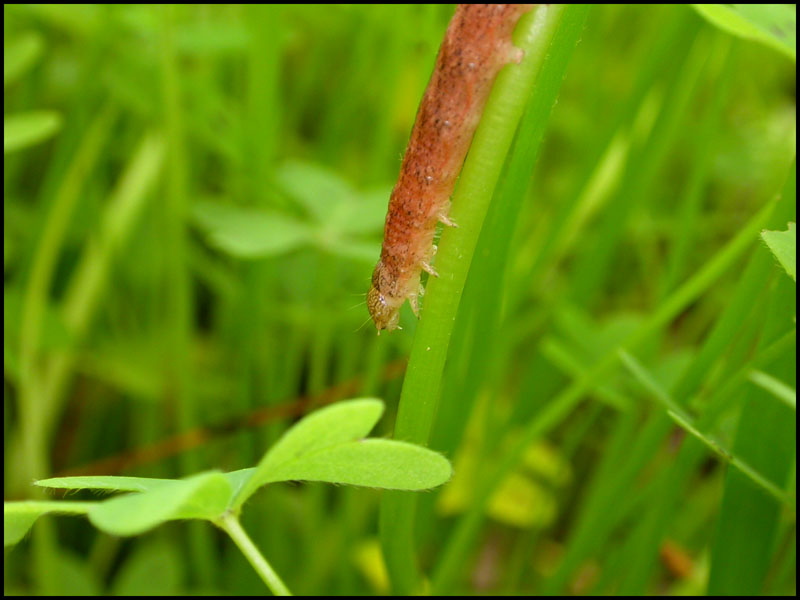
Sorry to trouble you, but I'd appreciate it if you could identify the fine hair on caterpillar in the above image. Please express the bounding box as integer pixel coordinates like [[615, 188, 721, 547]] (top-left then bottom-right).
[[367, 4, 532, 333]]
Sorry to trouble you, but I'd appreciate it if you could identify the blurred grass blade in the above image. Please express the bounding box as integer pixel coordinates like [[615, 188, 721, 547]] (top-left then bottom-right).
[[109, 539, 184, 596], [16, 105, 116, 492], [540, 336, 632, 411], [748, 369, 796, 409], [41, 132, 165, 440], [4, 288, 72, 381], [4, 111, 62, 154], [618, 350, 793, 505], [4, 31, 44, 86], [432, 159, 790, 594], [671, 162, 796, 404], [707, 319, 796, 593]]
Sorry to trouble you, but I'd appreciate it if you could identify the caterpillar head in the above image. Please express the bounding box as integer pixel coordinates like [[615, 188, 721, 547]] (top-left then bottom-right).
[[367, 263, 402, 333], [367, 285, 402, 333]]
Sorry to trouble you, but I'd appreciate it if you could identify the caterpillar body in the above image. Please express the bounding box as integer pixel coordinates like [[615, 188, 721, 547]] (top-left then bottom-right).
[[368, 4, 533, 332]]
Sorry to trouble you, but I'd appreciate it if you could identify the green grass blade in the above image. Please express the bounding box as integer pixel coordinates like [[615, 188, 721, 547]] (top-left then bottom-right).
[[40, 132, 165, 441], [380, 6, 588, 593], [4, 31, 44, 86], [432, 162, 789, 593], [4, 111, 62, 154], [707, 257, 797, 594], [749, 369, 797, 410], [619, 350, 793, 506]]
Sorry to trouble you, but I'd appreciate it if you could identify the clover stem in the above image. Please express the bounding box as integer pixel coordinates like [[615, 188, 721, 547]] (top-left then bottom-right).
[[218, 512, 292, 596]]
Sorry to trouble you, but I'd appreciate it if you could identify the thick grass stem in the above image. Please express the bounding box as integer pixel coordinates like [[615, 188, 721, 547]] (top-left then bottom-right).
[[379, 5, 585, 594]]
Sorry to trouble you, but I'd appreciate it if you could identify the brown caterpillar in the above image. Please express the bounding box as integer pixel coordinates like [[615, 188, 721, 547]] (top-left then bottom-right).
[[368, 4, 533, 332]]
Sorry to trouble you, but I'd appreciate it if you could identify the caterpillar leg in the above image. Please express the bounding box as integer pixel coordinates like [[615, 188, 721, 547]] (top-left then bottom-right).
[[421, 261, 439, 278], [438, 214, 459, 228], [409, 279, 429, 318], [409, 293, 420, 317]]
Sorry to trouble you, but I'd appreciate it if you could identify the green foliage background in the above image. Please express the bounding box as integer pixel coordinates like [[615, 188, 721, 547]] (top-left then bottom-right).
[[4, 4, 796, 596]]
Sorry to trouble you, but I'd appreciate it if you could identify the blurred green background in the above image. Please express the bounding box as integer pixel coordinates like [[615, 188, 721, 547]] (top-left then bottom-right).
[[4, 4, 796, 596]]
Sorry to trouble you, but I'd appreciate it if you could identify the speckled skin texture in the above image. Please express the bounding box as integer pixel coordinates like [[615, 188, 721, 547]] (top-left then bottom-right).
[[368, 4, 532, 332]]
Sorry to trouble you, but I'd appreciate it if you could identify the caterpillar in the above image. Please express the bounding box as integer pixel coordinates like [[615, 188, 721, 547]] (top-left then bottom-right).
[[368, 4, 533, 332]]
